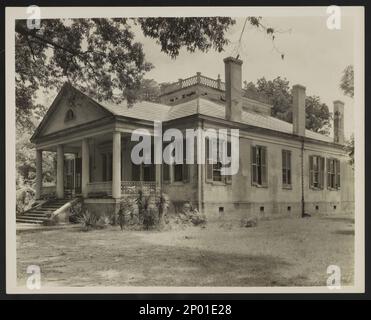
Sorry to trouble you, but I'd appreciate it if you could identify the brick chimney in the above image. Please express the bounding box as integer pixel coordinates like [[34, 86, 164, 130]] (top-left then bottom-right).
[[224, 57, 243, 121], [292, 84, 306, 137], [333, 100, 345, 144]]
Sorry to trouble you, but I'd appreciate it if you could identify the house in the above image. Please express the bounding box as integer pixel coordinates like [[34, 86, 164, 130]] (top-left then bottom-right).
[[26, 57, 354, 222]]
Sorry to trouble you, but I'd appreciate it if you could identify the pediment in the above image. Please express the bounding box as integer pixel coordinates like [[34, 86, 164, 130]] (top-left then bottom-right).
[[34, 84, 112, 139]]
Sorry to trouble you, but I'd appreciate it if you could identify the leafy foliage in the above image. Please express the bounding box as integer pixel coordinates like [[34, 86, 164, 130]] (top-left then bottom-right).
[[137, 79, 161, 103], [344, 135, 354, 167], [340, 65, 354, 98], [305, 96, 332, 135], [339, 66, 354, 165], [254, 77, 292, 120], [246, 77, 332, 134], [15, 17, 236, 128], [138, 18, 235, 58], [77, 209, 99, 231]]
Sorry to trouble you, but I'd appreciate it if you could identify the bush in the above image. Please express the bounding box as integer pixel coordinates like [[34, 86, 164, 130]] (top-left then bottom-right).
[[117, 192, 171, 230], [16, 183, 35, 215], [77, 209, 108, 232], [69, 201, 83, 223]]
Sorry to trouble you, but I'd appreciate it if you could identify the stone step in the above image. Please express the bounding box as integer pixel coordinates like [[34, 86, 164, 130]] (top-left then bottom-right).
[[17, 199, 77, 224], [29, 210, 53, 214], [23, 213, 49, 219], [18, 215, 49, 221], [16, 218, 44, 224]]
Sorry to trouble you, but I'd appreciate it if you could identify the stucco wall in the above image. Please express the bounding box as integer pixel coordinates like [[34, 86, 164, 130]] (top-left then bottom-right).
[[201, 131, 354, 220]]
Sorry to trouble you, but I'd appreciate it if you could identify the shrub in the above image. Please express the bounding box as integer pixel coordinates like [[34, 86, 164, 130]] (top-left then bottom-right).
[[16, 183, 35, 215], [117, 198, 137, 230], [77, 209, 100, 232], [69, 201, 83, 224], [116, 192, 171, 230]]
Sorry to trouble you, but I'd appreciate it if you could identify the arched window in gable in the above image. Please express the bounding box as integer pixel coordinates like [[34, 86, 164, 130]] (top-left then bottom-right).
[[65, 109, 75, 122]]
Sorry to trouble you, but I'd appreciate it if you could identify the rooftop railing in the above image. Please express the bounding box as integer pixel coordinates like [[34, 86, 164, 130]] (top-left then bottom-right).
[[160, 73, 225, 95]]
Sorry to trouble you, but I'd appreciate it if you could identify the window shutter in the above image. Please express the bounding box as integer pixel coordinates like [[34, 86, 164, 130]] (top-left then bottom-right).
[[261, 147, 267, 186], [327, 158, 331, 189], [205, 138, 213, 182], [309, 156, 313, 187], [320, 157, 324, 189], [336, 160, 341, 188], [287, 151, 291, 185], [251, 146, 257, 185], [282, 150, 286, 185], [225, 141, 232, 184]]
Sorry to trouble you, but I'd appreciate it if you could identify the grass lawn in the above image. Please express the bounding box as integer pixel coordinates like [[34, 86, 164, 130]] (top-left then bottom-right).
[[16, 214, 354, 288]]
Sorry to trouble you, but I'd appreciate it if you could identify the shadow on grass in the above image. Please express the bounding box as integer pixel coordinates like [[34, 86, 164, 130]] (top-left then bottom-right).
[[333, 229, 354, 236], [17, 233, 295, 287], [321, 216, 355, 224]]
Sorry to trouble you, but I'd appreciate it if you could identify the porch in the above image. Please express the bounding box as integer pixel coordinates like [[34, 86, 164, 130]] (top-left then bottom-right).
[[40, 180, 159, 198], [35, 131, 161, 200]]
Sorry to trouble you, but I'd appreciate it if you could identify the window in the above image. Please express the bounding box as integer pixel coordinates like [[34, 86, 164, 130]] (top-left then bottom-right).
[[102, 154, 107, 181], [101, 153, 112, 181], [132, 163, 141, 181], [251, 145, 267, 187], [327, 158, 341, 189], [173, 140, 189, 183], [64, 109, 75, 122], [163, 162, 171, 183], [282, 150, 292, 188], [89, 156, 93, 182], [107, 153, 112, 181], [309, 155, 324, 189], [205, 138, 232, 183]]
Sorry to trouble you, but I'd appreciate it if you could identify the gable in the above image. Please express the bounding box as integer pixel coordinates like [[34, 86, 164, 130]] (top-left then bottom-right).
[[34, 84, 112, 138]]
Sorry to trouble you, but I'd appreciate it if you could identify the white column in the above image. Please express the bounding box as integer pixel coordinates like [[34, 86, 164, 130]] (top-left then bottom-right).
[[155, 164, 161, 195], [112, 131, 121, 199], [35, 149, 43, 199], [81, 138, 90, 198], [56, 145, 64, 199]]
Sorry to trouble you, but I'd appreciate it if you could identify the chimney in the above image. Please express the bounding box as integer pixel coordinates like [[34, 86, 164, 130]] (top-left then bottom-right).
[[292, 84, 306, 137], [333, 100, 345, 144], [224, 57, 243, 121]]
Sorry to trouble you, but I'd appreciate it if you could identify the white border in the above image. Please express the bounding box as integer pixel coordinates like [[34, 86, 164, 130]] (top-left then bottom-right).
[[6, 6, 365, 294]]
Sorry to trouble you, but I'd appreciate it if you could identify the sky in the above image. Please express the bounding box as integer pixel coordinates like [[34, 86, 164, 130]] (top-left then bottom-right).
[[132, 16, 355, 138], [38, 14, 356, 138]]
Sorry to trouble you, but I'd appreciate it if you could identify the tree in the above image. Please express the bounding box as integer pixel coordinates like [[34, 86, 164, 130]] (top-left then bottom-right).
[[340, 65, 354, 166], [137, 79, 161, 103], [15, 17, 236, 130], [304, 96, 331, 135], [249, 77, 332, 134], [340, 65, 354, 98], [254, 77, 292, 121]]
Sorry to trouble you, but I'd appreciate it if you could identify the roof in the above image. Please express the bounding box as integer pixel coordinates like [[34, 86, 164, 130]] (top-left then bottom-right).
[[32, 83, 332, 144], [99, 96, 333, 143], [100, 100, 171, 122]]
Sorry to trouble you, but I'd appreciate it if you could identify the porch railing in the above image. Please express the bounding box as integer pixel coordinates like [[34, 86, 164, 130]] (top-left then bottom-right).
[[41, 185, 56, 196], [121, 181, 159, 196], [87, 181, 112, 196], [86, 181, 159, 197]]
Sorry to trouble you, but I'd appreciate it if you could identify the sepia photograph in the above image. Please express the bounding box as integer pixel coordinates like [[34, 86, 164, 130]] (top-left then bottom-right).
[[5, 5, 365, 294]]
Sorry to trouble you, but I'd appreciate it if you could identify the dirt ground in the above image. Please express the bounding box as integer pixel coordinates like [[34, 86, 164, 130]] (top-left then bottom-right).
[[16, 214, 354, 288]]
